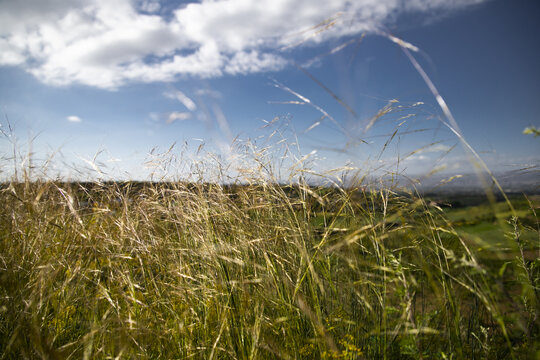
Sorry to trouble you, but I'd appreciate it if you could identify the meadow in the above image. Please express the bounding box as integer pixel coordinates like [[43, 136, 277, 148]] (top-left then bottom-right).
[[0, 155, 538, 359]]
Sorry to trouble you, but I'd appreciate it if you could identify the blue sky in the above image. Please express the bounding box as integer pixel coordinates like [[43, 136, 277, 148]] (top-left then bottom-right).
[[0, 0, 539, 181]]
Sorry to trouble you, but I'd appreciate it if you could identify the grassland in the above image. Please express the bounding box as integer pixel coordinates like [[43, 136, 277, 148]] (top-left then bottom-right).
[[0, 173, 538, 359]]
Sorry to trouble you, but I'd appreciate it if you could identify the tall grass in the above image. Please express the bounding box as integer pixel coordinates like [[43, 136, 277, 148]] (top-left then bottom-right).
[[0, 130, 538, 359]]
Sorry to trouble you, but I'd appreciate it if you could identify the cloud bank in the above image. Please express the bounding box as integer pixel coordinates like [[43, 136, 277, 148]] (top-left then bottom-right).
[[0, 0, 486, 89]]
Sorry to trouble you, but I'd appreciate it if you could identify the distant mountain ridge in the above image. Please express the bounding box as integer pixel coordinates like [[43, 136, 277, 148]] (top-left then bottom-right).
[[414, 170, 540, 195]]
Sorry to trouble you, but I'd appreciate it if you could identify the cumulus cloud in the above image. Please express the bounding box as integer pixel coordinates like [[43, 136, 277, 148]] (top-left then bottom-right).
[[0, 0, 487, 89], [67, 115, 82, 122]]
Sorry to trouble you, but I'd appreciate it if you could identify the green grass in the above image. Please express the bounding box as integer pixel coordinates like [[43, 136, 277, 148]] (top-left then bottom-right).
[[0, 172, 538, 359], [442, 198, 539, 257]]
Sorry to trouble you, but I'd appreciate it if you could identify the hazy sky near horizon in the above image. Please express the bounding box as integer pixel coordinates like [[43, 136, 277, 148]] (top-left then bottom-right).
[[0, 0, 539, 181]]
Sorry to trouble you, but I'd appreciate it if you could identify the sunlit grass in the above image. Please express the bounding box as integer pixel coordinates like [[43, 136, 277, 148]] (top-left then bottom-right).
[[0, 138, 538, 359]]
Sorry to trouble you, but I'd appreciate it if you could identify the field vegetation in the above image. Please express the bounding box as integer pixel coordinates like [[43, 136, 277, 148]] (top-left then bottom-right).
[[0, 145, 538, 359]]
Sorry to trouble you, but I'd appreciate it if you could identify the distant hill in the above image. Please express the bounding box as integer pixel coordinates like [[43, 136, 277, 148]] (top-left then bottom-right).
[[414, 170, 540, 195]]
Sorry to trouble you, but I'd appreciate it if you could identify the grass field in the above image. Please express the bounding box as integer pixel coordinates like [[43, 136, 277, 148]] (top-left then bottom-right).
[[0, 168, 538, 359]]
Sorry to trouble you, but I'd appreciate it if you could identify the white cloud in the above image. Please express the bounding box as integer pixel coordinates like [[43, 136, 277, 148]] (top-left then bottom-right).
[[0, 0, 487, 89], [163, 89, 197, 111], [225, 50, 288, 75], [406, 154, 428, 161], [419, 143, 452, 153], [166, 112, 192, 124], [0, 38, 26, 65], [67, 115, 82, 122], [148, 111, 193, 124]]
